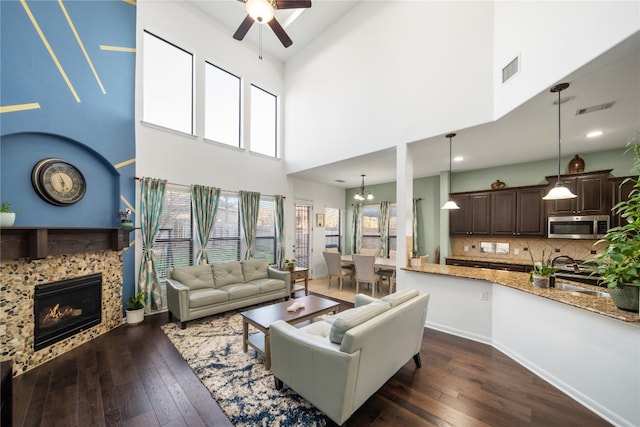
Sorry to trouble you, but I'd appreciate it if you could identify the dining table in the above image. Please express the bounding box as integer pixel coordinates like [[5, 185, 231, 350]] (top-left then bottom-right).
[[340, 254, 397, 270]]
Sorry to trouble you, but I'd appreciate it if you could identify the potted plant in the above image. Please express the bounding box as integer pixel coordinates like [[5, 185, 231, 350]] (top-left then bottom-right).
[[529, 248, 559, 288], [126, 289, 146, 325], [410, 249, 421, 267], [0, 201, 16, 227], [118, 208, 133, 228], [283, 259, 296, 271], [595, 138, 640, 312]]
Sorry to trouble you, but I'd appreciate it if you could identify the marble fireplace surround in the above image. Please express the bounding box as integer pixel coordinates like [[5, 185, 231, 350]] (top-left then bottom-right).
[[1, 249, 125, 376]]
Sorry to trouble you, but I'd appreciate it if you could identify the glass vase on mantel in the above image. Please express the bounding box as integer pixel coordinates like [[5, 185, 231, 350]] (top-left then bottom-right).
[[120, 220, 133, 228]]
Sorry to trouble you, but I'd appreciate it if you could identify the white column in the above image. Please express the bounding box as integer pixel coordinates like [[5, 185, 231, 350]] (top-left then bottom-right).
[[396, 142, 413, 269], [439, 170, 451, 264]]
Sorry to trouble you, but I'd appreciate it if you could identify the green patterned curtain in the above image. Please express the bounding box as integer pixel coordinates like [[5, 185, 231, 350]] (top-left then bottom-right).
[[379, 201, 390, 258], [239, 191, 261, 260], [275, 195, 285, 267], [412, 198, 419, 257], [138, 177, 167, 312], [191, 185, 221, 265], [351, 203, 363, 254]]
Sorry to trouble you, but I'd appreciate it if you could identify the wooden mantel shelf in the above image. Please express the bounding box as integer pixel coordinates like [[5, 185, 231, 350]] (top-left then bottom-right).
[[0, 227, 132, 261]]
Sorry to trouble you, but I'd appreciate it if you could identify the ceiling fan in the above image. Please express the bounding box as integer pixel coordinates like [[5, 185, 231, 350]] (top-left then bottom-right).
[[233, 0, 312, 48]]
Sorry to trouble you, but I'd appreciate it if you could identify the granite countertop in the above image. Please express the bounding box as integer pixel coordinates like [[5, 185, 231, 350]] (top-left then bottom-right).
[[403, 264, 640, 323]]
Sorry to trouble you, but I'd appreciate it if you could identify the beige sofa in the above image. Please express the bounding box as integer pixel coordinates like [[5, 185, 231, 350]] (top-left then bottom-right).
[[166, 259, 290, 328], [270, 288, 429, 425]]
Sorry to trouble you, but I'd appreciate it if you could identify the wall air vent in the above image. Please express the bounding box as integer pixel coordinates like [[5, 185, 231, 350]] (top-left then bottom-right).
[[575, 101, 616, 115], [502, 56, 520, 84], [334, 179, 346, 183]]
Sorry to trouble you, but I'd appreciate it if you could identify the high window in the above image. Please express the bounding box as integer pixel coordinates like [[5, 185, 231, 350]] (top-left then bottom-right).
[[205, 62, 241, 147], [142, 31, 193, 134], [250, 84, 278, 157]]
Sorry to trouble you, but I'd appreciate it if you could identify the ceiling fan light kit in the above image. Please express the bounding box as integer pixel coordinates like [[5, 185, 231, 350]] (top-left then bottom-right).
[[233, 0, 311, 52], [543, 82, 578, 201]]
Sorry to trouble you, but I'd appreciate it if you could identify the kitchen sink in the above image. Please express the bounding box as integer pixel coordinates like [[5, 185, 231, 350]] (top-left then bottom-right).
[[557, 283, 610, 298]]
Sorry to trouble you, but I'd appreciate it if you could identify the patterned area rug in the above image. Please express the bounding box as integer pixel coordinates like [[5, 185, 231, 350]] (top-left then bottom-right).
[[161, 310, 329, 426]]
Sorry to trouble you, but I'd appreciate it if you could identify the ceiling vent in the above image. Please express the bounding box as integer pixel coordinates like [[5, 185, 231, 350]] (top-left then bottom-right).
[[334, 179, 346, 183], [575, 101, 616, 116], [502, 56, 520, 84]]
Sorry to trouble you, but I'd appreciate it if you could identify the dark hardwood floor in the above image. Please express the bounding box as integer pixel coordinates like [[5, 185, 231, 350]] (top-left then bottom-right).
[[11, 296, 610, 426]]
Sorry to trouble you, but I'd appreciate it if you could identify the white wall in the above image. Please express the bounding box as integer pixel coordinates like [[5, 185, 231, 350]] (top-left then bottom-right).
[[493, 1, 640, 120], [284, 1, 495, 174]]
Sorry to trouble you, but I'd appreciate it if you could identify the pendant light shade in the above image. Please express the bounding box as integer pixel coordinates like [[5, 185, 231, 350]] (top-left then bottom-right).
[[354, 174, 373, 201], [441, 133, 460, 210], [543, 83, 577, 201]]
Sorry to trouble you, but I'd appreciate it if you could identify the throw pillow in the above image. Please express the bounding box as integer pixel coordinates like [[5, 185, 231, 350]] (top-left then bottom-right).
[[329, 301, 390, 344], [381, 288, 419, 307], [241, 259, 269, 282]]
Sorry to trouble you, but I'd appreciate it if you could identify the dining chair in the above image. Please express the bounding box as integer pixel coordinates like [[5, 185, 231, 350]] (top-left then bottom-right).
[[323, 251, 353, 290], [352, 254, 382, 297]]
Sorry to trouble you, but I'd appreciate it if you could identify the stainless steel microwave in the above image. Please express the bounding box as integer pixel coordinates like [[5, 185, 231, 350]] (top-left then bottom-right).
[[547, 215, 610, 239]]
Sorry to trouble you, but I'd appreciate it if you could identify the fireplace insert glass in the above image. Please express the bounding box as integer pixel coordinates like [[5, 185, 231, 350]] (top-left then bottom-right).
[[33, 273, 102, 350]]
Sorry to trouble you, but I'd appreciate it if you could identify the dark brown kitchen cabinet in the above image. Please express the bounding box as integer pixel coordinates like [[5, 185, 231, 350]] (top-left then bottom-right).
[[545, 170, 612, 216], [445, 258, 529, 272], [490, 186, 546, 236], [450, 192, 491, 235], [609, 175, 638, 227]]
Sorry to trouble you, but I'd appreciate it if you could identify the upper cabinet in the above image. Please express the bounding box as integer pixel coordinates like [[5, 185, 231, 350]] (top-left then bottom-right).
[[609, 175, 638, 228], [545, 170, 612, 216], [491, 186, 546, 236], [450, 192, 491, 235]]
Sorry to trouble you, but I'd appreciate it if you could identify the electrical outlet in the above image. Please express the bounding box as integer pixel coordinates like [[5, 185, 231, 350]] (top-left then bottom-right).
[[481, 290, 489, 301], [514, 248, 520, 255], [464, 245, 469, 252]]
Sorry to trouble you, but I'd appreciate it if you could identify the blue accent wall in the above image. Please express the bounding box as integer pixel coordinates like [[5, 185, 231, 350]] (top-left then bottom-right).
[[1, 0, 136, 311]]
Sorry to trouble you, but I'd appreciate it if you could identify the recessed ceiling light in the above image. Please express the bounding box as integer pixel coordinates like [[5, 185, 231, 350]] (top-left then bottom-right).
[[586, 130, 604, 138], [454, 156, 464, 162]]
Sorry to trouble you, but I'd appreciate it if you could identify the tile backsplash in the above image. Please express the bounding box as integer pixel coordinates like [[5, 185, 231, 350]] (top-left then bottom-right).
[[452, 236, 605, 263]]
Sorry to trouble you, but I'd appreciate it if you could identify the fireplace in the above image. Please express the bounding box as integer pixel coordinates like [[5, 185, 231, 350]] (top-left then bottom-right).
[[33, 274, 102, 351]]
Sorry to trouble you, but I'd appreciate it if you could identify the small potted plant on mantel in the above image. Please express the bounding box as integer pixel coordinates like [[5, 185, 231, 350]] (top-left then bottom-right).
[[595, 137, 640, 313], [126, 289, 146, 325], [118, 208, 133, 228], [0, 201, 16, 227], [529, 248, 559, 288]]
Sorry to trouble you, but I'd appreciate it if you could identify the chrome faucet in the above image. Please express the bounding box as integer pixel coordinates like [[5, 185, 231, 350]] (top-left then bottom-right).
[[551, 255, 579, 272]]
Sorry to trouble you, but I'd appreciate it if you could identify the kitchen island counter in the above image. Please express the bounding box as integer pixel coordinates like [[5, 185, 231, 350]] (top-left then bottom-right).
[[404, 263, 639, 323]]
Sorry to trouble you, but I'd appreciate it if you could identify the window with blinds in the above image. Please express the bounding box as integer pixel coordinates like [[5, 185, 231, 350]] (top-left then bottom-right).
[[153, 185, 193, 280], [361, 203, 397, 257], [325, 207, 341, 251], [207, 193, 241, 263], [255, 197, 276, 263]]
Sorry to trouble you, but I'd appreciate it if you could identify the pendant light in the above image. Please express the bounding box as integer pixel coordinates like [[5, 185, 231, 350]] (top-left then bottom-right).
[[441, 133, 460, 210], [543, 83, 578, 200], [354, 174, 373, 201]]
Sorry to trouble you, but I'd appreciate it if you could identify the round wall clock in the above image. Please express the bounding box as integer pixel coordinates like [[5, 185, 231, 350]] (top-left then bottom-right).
[[32, 158, 87, 206]]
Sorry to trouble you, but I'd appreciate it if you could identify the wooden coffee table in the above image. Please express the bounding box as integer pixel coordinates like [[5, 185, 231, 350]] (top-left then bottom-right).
[[241, 295, 340, 369]]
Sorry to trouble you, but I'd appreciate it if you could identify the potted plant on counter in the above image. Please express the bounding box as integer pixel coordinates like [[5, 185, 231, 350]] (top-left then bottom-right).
[[126, 289, 146, 325], [0, 201, 16, 227], [595, 138, 640, 313], [529, 248, 559, 288]]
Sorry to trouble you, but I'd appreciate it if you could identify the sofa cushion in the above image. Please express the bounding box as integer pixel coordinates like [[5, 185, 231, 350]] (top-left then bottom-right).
[[382, 288, 419, 307], [242, 259, 269, 282], [170, 265, 215, 291], [217, 283, 260, 300], [212, 261, 244, 287], [329, 301, 390, 344], [189, 288, 228, 308], [298, 321, 334, 344], [248, 278, 286, 294]]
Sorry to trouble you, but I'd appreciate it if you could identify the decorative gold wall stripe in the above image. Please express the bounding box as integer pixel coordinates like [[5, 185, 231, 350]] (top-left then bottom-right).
[[120, 195, 135, 214], [114, 158, 135, 169], [58, 0, 106, 95], [100, 45, 136, 53], [20, 0, 81, 103], [122, 0, 137, 6], [0, 103, 41, 113]]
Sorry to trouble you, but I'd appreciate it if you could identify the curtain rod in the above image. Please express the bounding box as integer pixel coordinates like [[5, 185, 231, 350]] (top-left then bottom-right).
[[133, 176, 285, 198]]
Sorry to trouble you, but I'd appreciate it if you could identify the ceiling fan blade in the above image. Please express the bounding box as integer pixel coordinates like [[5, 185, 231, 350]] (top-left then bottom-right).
[[268, 18, 293, 47], [275, 0, 311, 9], [233, 15, 254, 41]]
